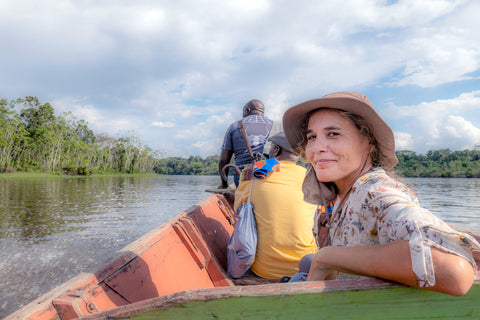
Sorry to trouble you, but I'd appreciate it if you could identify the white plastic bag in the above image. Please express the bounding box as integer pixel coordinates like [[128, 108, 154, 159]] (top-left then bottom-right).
[[227, 180, 257, 278]]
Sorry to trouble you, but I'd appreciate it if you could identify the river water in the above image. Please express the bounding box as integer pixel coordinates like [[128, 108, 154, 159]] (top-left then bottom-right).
[[1, 175, 479, 317]]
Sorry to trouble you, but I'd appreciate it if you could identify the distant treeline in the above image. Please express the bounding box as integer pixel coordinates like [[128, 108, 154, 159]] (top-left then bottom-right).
[[155, 149, 480, 178], [395, 149, 480, 178], [3, 97, 480, 178], [154, 155, 220, 175], [1, 96, 158, 175]]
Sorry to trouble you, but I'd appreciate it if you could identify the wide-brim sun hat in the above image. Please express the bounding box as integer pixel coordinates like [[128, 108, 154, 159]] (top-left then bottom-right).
[[282, 91, 398, 205], [283, 91, 398, 170]]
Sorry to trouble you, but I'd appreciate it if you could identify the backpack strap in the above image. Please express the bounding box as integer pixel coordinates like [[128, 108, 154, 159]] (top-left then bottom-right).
[[238, 120, 254, 159]]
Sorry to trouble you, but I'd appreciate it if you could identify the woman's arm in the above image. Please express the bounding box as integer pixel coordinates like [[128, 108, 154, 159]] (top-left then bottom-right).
[[307, 240, 475, 296]]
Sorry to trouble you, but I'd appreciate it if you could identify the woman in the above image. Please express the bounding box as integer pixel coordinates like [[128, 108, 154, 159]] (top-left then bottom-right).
[[282, 91, 480, 296]]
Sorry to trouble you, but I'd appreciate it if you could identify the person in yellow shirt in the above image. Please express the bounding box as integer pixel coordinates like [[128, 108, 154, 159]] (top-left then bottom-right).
[[234, 132, 318, 279]]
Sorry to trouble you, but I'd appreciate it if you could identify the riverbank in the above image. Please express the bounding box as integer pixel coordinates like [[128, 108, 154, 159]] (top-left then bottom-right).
[[0, 172, 161, 179]]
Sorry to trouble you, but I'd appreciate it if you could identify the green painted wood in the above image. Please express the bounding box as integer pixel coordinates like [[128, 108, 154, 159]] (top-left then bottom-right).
[[109, 284, 480, 320]]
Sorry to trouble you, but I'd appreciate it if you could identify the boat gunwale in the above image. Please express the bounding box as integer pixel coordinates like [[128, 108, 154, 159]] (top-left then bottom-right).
[[5, 194, 233, 320], [77, 278, 480, 320]]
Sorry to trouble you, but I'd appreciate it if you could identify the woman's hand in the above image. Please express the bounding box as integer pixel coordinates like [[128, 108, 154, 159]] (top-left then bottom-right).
[[307, 247, 339, 281]]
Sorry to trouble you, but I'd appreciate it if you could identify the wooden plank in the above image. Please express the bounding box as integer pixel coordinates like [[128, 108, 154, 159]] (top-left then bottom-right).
[[142, 285, 480, 320], [78, 280, 480, 320]]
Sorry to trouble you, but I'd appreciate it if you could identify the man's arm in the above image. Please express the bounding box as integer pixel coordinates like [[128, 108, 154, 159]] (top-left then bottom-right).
[[308, 240, 475, 296], [218, 149, 233, 188]]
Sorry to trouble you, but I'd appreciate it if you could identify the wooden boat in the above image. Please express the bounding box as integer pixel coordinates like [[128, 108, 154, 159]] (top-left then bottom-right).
[[6, 192, 480, 320]]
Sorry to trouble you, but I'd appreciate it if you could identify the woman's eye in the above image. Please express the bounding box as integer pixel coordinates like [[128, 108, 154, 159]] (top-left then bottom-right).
[[307, 134, 316, 141], [327, 131, 340, 137]]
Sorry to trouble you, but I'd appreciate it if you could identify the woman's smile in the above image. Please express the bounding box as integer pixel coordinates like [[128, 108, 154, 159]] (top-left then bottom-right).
[[313, 159, 336, 168], [305, 109, 372, 196]]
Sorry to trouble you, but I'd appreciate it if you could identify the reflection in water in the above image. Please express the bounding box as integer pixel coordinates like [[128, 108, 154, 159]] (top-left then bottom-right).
[[0, 175, 221, 317], [1, 177, 119, 241], [0, 175, 479, 317]]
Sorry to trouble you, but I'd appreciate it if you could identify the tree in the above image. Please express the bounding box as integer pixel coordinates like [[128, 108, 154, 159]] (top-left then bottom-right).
[[0, 99, 28, 171], [395, 149, 480, 178], [0, 96, 159, 175]]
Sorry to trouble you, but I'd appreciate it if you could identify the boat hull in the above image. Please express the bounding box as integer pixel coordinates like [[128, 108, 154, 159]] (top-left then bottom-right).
[[6, 193, 480, 320], [7, 194, 236, 320], [79, 278, 480, 320]]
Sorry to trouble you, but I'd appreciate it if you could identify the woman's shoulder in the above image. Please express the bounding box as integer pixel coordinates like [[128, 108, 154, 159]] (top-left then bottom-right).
[[353, 168, 418, 203], [355, 168, 391, 188]]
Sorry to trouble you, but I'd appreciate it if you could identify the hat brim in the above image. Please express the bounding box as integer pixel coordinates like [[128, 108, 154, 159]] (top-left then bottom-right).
[[268, 133, 296, 154], [283, 94, 398, 170], [302, 165, 337, 205]]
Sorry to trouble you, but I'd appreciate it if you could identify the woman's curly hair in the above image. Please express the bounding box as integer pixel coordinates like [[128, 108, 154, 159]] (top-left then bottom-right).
[[295, 108, 382, 168]]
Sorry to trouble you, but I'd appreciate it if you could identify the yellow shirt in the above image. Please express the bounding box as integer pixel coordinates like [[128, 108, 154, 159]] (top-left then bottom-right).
[[234, 161, 317, 279]]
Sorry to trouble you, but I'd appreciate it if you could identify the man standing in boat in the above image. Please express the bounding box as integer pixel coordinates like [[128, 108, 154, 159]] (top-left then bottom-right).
[[218, 99, 274, 188]]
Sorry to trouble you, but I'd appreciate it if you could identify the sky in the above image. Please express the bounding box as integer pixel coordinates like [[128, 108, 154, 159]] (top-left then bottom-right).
[[1, 0, 480, 158]]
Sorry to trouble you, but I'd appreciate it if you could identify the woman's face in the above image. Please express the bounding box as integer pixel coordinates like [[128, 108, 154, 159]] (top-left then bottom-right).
[[305, 109, 372, 194]]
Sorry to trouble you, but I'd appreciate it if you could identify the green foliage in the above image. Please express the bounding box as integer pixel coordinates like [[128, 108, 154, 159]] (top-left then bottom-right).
[[153, 155, 220, 175], [395, 149, 480, 178], [4, 96, 480, 178], [154, 150, 480, 177], [0, 96, 159, 175]]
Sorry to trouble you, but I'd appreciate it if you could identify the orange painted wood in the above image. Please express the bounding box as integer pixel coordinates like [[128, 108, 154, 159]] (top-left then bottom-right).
[[6, 194, 235, 320], [6, 194, 480, 320]]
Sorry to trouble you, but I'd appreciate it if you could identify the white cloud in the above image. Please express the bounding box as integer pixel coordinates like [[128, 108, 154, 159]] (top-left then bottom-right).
[[152, 121, 175, 128], [444, 115, 480, 148], [1, 0, 480, 156], [390, 32, 480, 88], [51, 98, 106, 132], [394, 132, 415, 150], [384, 90, 480, 153], [175, 113, 235, 140]]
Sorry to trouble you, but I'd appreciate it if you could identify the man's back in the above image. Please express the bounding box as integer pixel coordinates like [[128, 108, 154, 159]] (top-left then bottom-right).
[[234, 161, 317, 279], [218, 99, 273, 188], [221, 115, 274, 170]]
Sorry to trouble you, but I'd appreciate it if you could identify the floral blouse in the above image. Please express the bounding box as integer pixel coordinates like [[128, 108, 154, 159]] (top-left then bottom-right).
[[324, 168, 480, 287]]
